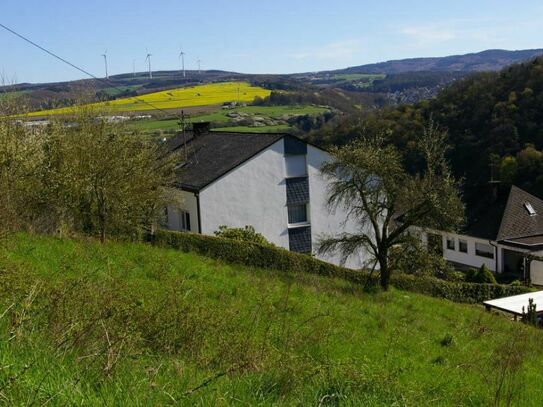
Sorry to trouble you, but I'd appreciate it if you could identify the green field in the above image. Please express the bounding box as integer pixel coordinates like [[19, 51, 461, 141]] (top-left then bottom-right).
[[28, 82, 271, 117], [329, 73, 386, 88], [1, 233, 542, 405], [0, 90, 30, 101], [100, 84, 143, 97], [212, 124, 292, 133], [129, 105, 330, 133]]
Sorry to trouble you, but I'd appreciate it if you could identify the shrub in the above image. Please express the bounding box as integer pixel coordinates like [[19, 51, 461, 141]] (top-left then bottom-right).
[[151, 229, 366, 284], [151, 230, 532, 304], [389, 240, 455, 278], [466, 265, 497, 284], [214, 225, 273, 246]]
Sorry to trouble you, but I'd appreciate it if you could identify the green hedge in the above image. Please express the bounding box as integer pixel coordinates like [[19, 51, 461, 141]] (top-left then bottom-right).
[[389, 273, 530, 304], [151, 230, 532, 304]]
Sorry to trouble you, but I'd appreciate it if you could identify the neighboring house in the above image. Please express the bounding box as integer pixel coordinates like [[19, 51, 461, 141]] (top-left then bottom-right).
[[418, 185, 543, 285], [163, 128, 369, 269]]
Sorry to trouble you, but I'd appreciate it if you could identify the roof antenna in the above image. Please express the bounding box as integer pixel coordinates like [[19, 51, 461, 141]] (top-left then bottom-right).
[[489, 154, 501, 202]]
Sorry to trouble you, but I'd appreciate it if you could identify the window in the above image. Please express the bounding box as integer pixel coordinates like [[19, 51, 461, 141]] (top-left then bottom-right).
[[459, 239, 468, 253], [288, 204, 308, 225], [524, 202, 537, 216], [285, 155, 307, 178], [288, 226, 312, 253], [446, 237, 455, 250], [475, 242, 494, 259], [178, 210, 191, 231]]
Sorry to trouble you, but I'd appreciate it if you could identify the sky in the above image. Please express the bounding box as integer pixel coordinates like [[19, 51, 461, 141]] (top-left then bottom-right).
[[1, 0, 543, 84]]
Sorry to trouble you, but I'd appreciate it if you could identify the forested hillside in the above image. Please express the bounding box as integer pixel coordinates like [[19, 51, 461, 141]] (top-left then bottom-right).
[[428, 57, 543, 199], [310, 57, 543, 204]]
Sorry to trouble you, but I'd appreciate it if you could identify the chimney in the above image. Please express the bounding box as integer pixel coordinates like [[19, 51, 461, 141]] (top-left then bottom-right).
[[192, 122, 211, 137]]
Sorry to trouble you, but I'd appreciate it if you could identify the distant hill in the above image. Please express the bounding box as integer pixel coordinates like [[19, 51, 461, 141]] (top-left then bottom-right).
[[296, 49, 543, 104], [3, 48, 543, 111], [330, 49, 543, 74], [362, 56, 543, 204]]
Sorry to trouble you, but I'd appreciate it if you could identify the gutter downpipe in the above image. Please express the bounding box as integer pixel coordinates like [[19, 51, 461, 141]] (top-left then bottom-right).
[[196, 193, 202, 234], [489, 240, 499, 274]]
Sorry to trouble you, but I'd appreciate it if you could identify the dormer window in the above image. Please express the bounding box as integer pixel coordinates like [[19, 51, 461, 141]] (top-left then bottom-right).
[[524, 202, 537, 216]]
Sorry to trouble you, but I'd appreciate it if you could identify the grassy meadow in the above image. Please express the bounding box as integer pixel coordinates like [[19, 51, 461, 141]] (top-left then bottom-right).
[[329, 73, 385, 88], [27, 82, 271, 117], [1, 233, 543, 405], [128, 105, 329, 133], [212, 125, 292, 133]]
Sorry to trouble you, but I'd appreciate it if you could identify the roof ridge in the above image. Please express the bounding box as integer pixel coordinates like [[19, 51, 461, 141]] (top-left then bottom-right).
[[496, 187, 515, 240]]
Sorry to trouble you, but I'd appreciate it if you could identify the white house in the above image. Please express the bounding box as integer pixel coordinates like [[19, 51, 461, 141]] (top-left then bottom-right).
[[163, 128, 369, 269], [418, 185, 543, 285]]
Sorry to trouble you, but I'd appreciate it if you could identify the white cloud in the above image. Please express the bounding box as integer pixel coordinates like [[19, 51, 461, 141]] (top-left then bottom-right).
[[399, 18, 500, 48], [291, 39, 364, 61], [400, 25, 456, 46]]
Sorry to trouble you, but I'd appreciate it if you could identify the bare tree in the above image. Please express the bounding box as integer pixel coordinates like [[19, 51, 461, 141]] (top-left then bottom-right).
[[318, 121, 463, 290]]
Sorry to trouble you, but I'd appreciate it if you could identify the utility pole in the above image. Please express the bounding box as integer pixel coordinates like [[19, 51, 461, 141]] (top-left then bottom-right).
[[179, 110, 188, 161]]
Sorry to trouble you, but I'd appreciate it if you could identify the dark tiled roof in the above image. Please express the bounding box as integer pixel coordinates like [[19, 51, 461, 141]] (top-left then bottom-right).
[[497, 186, 543, 240], [169, 131, 285, 191], [502, 235, 543, 248], [462, 185, 543, 241]]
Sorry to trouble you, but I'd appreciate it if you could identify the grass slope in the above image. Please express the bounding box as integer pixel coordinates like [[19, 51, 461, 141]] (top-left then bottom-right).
[[27, 82, 271, 117], [1, 234, 542, 405]]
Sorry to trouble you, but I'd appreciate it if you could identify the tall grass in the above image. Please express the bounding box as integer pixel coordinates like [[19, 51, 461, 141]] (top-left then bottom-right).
[[1, 233, 542, 405]]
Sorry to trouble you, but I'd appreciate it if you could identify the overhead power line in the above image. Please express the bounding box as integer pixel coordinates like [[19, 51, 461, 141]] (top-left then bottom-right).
[[0, 22, 177, 117]]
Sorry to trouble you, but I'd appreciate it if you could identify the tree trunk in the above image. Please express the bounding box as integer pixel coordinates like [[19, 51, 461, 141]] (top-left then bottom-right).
[[378, 252, 390, 290], [100, 226, 106, 243]]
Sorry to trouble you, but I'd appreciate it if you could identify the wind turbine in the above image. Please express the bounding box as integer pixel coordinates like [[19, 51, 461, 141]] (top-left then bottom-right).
[[178, 48, 186, 77], [196, 57, 202, 75], [132, 59, 136, 77], [145, 51, 152, 78], [102, 50, 108, 79]]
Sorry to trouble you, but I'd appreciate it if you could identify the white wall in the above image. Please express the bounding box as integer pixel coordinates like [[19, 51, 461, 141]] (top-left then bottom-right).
[[199, 140, 290, 247], [530, 252, 543, 285], [442, 232, 497, 271], [188, 139, 374, 269], [307, 145, 371, 269], [166, 190, 199, 233], [419, 229, 498, 271]]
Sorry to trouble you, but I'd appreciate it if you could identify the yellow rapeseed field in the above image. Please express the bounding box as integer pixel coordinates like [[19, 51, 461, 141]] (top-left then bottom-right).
[[28, 82, 271, 116]]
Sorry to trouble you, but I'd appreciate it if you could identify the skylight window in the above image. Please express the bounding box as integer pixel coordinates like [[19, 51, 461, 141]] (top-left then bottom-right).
[[524, 202, 537, 216]]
